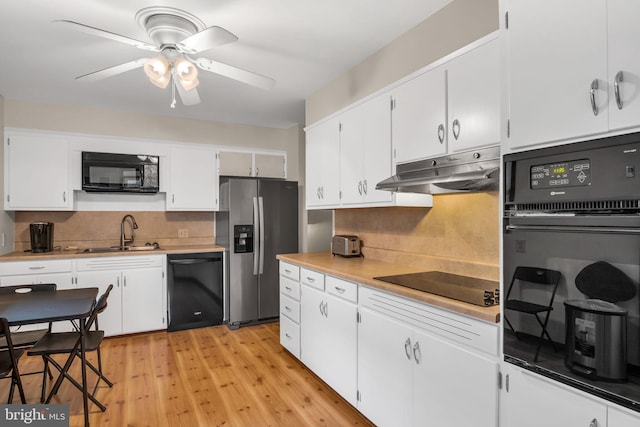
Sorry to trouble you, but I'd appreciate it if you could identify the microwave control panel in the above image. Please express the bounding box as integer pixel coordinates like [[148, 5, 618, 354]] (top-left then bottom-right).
[[530, 158, 591, 189]]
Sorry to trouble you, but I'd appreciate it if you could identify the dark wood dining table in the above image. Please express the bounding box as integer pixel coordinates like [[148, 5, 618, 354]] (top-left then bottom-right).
[[0, 287, 99, 427]]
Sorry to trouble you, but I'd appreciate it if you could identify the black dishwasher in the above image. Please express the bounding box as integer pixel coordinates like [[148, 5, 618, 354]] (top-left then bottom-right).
[[167, 252, 223, 332]]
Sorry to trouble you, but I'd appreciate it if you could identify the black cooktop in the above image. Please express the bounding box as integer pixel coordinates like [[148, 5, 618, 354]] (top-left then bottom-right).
[[374, 271, 499, 306]]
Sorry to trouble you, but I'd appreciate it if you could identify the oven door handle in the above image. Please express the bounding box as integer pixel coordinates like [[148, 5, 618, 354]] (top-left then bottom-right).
[[506, 224, 640, 235]]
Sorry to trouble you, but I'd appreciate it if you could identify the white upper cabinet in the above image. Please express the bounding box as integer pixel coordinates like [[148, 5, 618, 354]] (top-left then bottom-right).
[[340, 95, 393, 206], [607, 0, 640, 132], [218, 150, 286, 179], [167, 145, 218, 211], [447, 38, 501, 152], [503, 0, 640, 150], [305, 117, 341, 208], [5, 133, 73, 210], [391, 65, 447, 163]]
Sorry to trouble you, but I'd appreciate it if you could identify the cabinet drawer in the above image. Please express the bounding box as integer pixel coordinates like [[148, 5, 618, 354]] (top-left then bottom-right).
[[301, 268, 324, 290], [280, 314, 300, 359], [326, 276, 357, 303], [280, 294, 300, 323], [279, 262, 300, 281], [0, 259, 73, 276], [280, 276, 300, 301]]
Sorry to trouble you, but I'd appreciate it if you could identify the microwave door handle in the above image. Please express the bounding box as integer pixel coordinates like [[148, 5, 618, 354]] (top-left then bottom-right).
[[253, 197, 260, 275], [506, 224, 640, 235], [258, 196, 265, 275]]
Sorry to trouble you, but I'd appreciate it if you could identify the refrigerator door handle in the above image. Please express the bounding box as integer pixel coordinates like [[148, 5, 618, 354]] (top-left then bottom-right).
[[258, 196, 265, 274], [253, 196, 260, 275]]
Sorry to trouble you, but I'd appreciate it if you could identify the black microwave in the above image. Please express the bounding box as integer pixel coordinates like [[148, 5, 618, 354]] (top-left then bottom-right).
[[82, 152, 159, 193]]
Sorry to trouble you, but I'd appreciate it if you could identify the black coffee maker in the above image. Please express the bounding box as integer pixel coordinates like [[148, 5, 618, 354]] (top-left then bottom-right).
[[30, 222, 54, 253]]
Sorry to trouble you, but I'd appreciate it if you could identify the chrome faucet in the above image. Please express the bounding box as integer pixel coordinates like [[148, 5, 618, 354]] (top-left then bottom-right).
[[120, 214, 139, 247]]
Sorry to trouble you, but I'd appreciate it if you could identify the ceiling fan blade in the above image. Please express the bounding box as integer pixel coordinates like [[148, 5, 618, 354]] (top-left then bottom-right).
[[176, 82, 201, 106], [53, 20, 158, 52], [76, 59, 147, 82], [193, 58, 275, 90], [177, 26, 238, 54]]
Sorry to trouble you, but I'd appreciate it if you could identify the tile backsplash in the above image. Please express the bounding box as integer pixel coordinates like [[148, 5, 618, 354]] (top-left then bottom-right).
[[15, 211, 215, 252], [334, 192, 499, 280]]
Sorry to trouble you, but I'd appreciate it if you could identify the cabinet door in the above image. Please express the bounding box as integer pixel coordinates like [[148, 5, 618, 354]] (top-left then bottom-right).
[[448, 38, 501, 152], [300, 285, 327, 373], [357, 307, 413, 427], [121, 267, 164, 334], [339, 106, 365, 205], [218, 151, 253, 177], [391, 67, 447, 163], [607, 0, 640, 132], [361, 95, 393, 204], [413, 330, 498, 427], [505, 0, 608, 149], [6, 134, 71, 210], [168, 145, 218, 211], [608, 406, 640, 427], [76, 270, 123, 337], [254, 153, 286, 178], [305, 117, 341, 208], [501, 365, 607, 427]]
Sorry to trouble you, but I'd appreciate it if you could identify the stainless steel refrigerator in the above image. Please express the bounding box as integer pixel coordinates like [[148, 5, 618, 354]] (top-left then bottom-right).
[[216, 177, 298, 329]]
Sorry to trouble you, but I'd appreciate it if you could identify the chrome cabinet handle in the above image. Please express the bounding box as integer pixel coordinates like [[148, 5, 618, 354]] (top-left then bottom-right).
[[285, 286, 292, 291], [117, 276, 120, 288], [284, 269, 291, 274], [590, 79, 599, 116], [28, 266, 45, 270], [590, 419, 598, 427], [319, 301, 324, 315], [249, 167, 252, 176], [172, 194, 175, 204], [358, 181, 363, 195], [323, 301, 328, 317], [404, 338, 412, 360], [63, 191, 66, 202], [307, 276, 315, 283], [363, 179, 367, 195], [285, 333, 292, 340], [256, 168, 260, 176], [437, 124, 445, 143], [413, 341, 422, 365], [334, 286, 346, 294], [285, 306, 292, 312], [614, 71, 624, 110], [452, 119, 461, 140]]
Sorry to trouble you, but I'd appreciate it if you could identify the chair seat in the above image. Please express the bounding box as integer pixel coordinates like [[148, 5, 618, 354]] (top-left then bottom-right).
[[0, 329, 48, 349], [0, 348, 24, 376], [506, 299, 553, 314], [28, 331, 105, 356]]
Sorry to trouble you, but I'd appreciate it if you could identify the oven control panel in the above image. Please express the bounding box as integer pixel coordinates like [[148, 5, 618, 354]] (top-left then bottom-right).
[[530, 158, 591, 189]]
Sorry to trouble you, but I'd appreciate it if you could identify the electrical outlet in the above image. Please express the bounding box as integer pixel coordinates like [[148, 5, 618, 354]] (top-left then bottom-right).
[[178, 229, 189, 238]]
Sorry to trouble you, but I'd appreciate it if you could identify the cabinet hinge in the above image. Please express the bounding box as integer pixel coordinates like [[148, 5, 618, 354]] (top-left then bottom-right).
[[6, 138, 9, 146], [339, 190, 342, 200], [390, 97, 395, 111], [505, 11, 509, 29], [216, 152, 220, 159], [162, 271, 165, 279], [357, 390, 361, 402], [6, 195, 9, 203], [498, 371, 502, 389], [393, 148, 396, 159], [506, 374, 510, 392], [507, 119, 511, 138], [338, 122, 342, 132], [357, 311, 361, 323]]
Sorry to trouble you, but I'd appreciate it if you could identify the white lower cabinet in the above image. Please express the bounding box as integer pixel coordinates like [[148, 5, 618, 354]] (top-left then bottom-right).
[[501, 364, 640, 427], [300, 275, 358, 406], [75, 255, 165, 336], [358, 286, 499, 427]]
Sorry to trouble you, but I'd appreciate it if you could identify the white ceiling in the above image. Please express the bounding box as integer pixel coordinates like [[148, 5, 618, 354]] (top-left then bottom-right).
[[0, 0, 451, 129]]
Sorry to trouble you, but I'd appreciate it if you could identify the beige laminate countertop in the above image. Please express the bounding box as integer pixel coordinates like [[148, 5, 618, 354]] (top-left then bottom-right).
[[0, 244, 225, 261], [277, 252, 501, 324]]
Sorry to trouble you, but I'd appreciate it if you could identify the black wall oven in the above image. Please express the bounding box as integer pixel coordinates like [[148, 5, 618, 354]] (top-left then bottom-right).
[[503, 132, 640, 412]]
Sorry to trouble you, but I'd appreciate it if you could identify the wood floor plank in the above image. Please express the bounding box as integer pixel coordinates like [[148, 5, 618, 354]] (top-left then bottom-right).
[[1, 322, 373, 427]]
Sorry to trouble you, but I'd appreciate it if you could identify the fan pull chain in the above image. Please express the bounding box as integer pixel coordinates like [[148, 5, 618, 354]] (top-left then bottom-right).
[[170, 79, 177, 109]]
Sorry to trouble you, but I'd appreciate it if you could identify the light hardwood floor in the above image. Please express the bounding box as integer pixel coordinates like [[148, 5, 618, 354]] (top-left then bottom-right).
[[2, 323, 373, 426]]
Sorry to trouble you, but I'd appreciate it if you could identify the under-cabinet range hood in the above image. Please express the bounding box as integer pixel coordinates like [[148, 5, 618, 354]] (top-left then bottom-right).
[[376, 146, 500, 195]]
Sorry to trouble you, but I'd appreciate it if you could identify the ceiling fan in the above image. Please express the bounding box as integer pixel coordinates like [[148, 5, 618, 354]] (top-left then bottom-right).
[[55, 7, 275, 107]]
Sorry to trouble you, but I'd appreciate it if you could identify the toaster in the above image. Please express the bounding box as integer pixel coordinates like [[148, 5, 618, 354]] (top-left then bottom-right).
[[331, 235, 361, 257]]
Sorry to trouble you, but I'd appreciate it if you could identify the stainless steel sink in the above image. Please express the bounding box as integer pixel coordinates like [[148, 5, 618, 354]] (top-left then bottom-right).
[[82, 245, 161, 253]]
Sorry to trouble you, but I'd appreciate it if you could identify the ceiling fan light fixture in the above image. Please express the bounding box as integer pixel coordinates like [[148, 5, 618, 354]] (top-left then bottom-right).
[[144, 55, 170, 85]]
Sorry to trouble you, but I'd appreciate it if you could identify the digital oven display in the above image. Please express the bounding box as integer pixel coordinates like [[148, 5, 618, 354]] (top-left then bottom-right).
[[530, 158, 591, 189]]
